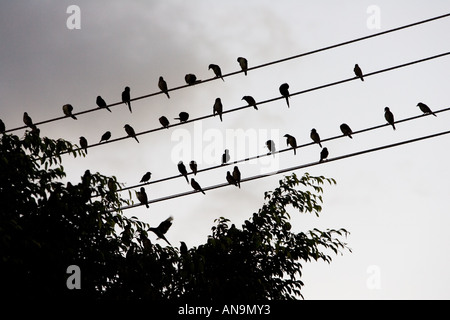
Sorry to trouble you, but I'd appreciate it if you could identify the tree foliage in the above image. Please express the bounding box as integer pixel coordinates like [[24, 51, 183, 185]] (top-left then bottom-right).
[[0, 131, 350, 300]]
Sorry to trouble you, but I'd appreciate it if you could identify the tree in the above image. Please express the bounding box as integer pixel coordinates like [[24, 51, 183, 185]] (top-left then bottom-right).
[[0, 131, 350, 300]]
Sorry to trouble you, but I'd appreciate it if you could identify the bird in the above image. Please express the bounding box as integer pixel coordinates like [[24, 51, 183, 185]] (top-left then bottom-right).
[[177, 161, 189, 184], [213, 98, 223, 122], [140, 171, 152, 183], [354, 64, 364, 81], [284, 134, 297, 155], [122, 86, 132, 113], [384, 107, 396, 130], [0, 119, 5, 133], [149, 216, 173, 246], [242, 96, 258, 110], [191, 178, 205, 195], [124, 124, 139, 143], [417, 102, 437, 117], [266, 140, 276, 155], [208, 64, 224, 81], [107, 177, 116, 193], [99, 131, 111, 143], [79, 136, 88, 154], [185, 74, 199, 85], [23, 112, 33, 127], [232, 166, 241, 188], [310, 129, 322, 147], [159, 116, 170, 129], [189, 160, 198, 175], [96, 95, 111, 112], [221, 149, 230, 165], [279, 83, 290, 108], [158, 76, 170, 99], [180, 241, 188, 255], [174, 112, 189, 123], [62, 104, 77, 120], [319, 147, 329, 163], [237, 57, 248, 75], [340, 123, 353, 139], [136, 187, 149, 208], [226, 171, 238, 187]]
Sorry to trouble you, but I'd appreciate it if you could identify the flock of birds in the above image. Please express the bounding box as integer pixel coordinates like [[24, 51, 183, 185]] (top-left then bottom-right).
[[1, 58, 439, 247]]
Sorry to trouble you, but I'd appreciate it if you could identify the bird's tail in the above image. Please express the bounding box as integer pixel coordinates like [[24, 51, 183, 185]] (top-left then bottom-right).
[[106, 107, 112, 112], [128, 103, 132, 113], [165, 92, 170, 99], [285, 97, 290, 108], [184, 176, 189, 184], [71, 115, 78, 120], [134, 136, 140, 143], [219, 114, 223, 122]]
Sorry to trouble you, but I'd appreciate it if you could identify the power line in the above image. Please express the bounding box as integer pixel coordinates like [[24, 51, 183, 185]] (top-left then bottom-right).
[[5, 13, 450, 133], [112, 127, 450, 212]]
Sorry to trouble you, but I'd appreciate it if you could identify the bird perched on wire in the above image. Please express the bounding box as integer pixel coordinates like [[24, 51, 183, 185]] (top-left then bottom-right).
[[140, 171, 152, 183], [149, 216, 173, 246], [222, 149, 230, 165], [159, 116, 170, 129], [340, 123, 353, 139], [122, 86, 132, 113], [185, 74, 200, 85], [279, 83, 290, 108], [233, 166, 241, 188], [266, 140, 276, 155], [354, 64, 364, 81], [99, 131, 111, 143], [213, 98, 223, 122], [136, 187, 149, 208], [208, 64, 224, 81], [189, 160, 198, 175], [191, 178, 206, 195], [226, 171, 238, 187], [23, 112, 33, 128], [284, 134, 297, 155], [417, 102, 437, 117], [178, 161, 189, 184], [174, 112, 189, 123], [62, 104, 77, 120], [0, 119, 5, 133], [158, 76, 170, 99], [242, 95, 258, 110], [96, 95, 111, 112], [237, 57, 248, 75], [319, 147, 329, 163], [124, 124, 139, 143], [310, 128, 322, 147], [384, 107, 396, 130], [79, 136, 88, 154]]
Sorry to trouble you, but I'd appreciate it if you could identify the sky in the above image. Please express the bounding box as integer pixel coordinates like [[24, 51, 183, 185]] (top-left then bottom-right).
[[1, 0, 449, 299]]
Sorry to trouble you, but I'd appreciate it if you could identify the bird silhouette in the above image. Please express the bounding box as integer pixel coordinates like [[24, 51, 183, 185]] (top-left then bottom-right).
[[208, 64, 224, 81], [23, 112, 33, 127], [266, 140, 276, 155], [226, 171, 238, 187], [124, 124, 139, 143], [62, 104, 77, 120], [319, 147, 329, 163], [99, 131, 111, 143], [232, 166, 241, 188], [189, 160, 198, 175], [242, 96, 258, 110], [279, 83, 290, 108], [340, 123, 353, 139], [191, 178, 205, 195], [417, 102, 436, 117], [140, 171, 152, 183], [354, 64, 364, 81], [384, 107, 396, 130], [178, 161, 189, 184], [180, 241, 188, 255], [237, 57, 248, 75], [96, 96, 111, 112], [136, 187, 149, 208], [284, 134, 297, 155], [159, 116, 170, 129], [174, 112, 189, 123], [222, 149, 230, 165], [213, 98, 223, 122], [185, 74, 200, 85], [0, 119, 5, 133], [107, 177, 116, 193], [122, 86, 132, 113], [158, 76, 170, 99], [79, 136, 88, 154], [149, 216, 173, 245], [310, 129, 322, 147]]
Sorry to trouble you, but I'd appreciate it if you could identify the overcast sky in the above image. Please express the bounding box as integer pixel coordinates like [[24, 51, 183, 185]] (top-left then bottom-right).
[[1, 0, 450, 299]]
